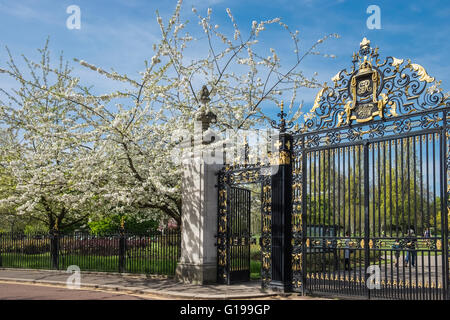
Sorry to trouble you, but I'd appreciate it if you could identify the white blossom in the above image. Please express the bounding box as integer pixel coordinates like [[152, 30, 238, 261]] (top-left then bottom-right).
[[0, 2, 336, 229]]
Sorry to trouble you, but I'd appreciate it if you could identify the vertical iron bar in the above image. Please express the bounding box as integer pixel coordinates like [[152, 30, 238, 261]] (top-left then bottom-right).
[[301, 140, 308, 296], [377, 142, 381, 239], [383, 141, 388, 298], [407, 137, 412, 299], [364, 141, 370, 299], [420, 135, 425, 299], [432, 133, 439, 299], [332, 147, 336, 292], [328, 148, 332, 290], [413, 136, 419, 299], [352, 145, 357, 293], [441, 112, 449, 300], [313, 150, 317, 293], [426, 135, 431, 299], [119, 230, 125, 273], [0, 233, 2, 268], [434, 134, 439, 298]]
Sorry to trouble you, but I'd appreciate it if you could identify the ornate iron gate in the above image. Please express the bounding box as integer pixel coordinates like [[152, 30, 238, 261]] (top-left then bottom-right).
[[227, 185, 251, 283], [217, 167, 272, 284], [292, 38, 449, 299], [217, 37, 449, 300]]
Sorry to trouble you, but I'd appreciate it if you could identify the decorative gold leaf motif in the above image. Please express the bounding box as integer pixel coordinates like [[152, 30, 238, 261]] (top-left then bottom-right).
[[311, 83, 328, 113], [279, 151, 291, 165], [332, 72, 340, 86], [388, 100, 399, 117], [406, 60, 435, 83], [285, 140, 291, 150], [391, 57, 404, 69]]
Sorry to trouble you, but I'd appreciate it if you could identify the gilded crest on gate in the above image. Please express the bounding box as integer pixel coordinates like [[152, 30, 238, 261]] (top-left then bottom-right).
[[344, 38, 387, 124], [299, 36, 447, 135]]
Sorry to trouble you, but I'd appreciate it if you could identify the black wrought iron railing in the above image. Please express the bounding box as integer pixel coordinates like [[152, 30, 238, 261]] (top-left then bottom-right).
[[0, 230, 181, 276]]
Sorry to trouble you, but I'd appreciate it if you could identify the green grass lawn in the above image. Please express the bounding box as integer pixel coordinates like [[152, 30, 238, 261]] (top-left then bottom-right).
[[1, 252, 52, 269], [1, 252, 178, 275], [250, 243, 262, 279], [250, 260, 261, 280]]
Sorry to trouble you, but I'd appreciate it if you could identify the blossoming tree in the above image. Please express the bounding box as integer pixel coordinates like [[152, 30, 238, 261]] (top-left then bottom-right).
[[0, 1, 338, 229], [0, 41, 103, 231]]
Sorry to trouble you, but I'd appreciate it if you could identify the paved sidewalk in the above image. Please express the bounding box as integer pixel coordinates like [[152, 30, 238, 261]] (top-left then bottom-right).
[[0, 268, 297, 300]]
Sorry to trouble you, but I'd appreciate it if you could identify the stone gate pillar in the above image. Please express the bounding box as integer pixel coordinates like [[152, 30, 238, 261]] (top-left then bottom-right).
[[175, 87, 222, 284], [175, 158, 221, 284]]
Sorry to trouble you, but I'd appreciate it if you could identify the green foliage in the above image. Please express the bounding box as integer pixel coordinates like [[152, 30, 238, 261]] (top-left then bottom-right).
[[306, 144, 444, 235], [88, 214, 159, 235], [24, 223, 50, 234]]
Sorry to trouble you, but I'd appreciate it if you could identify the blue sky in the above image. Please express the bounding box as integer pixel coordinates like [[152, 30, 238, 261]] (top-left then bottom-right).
[[0, 0, 449, 117]]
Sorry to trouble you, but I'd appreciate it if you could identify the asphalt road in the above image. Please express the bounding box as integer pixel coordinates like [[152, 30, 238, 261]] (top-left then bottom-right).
[[0, 282, 157, 300]]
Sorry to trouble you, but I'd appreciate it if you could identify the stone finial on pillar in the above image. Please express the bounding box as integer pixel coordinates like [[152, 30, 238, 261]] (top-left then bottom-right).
[[195, 85, 217, 132]]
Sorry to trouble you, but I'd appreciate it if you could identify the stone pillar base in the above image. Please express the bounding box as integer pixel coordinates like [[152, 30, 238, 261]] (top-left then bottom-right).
[[175, 262, 217, 285]]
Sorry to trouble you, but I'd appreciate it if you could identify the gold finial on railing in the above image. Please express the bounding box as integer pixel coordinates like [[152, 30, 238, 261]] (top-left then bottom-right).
[[270, 100, 294, 133], [120, 216, 125, 230]]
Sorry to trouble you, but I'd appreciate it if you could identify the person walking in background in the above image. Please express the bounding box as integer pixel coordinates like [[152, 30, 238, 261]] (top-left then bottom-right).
[[424, 228, 431, 248], [405, 228, 417, 267], [392, 239, 402, 267]]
